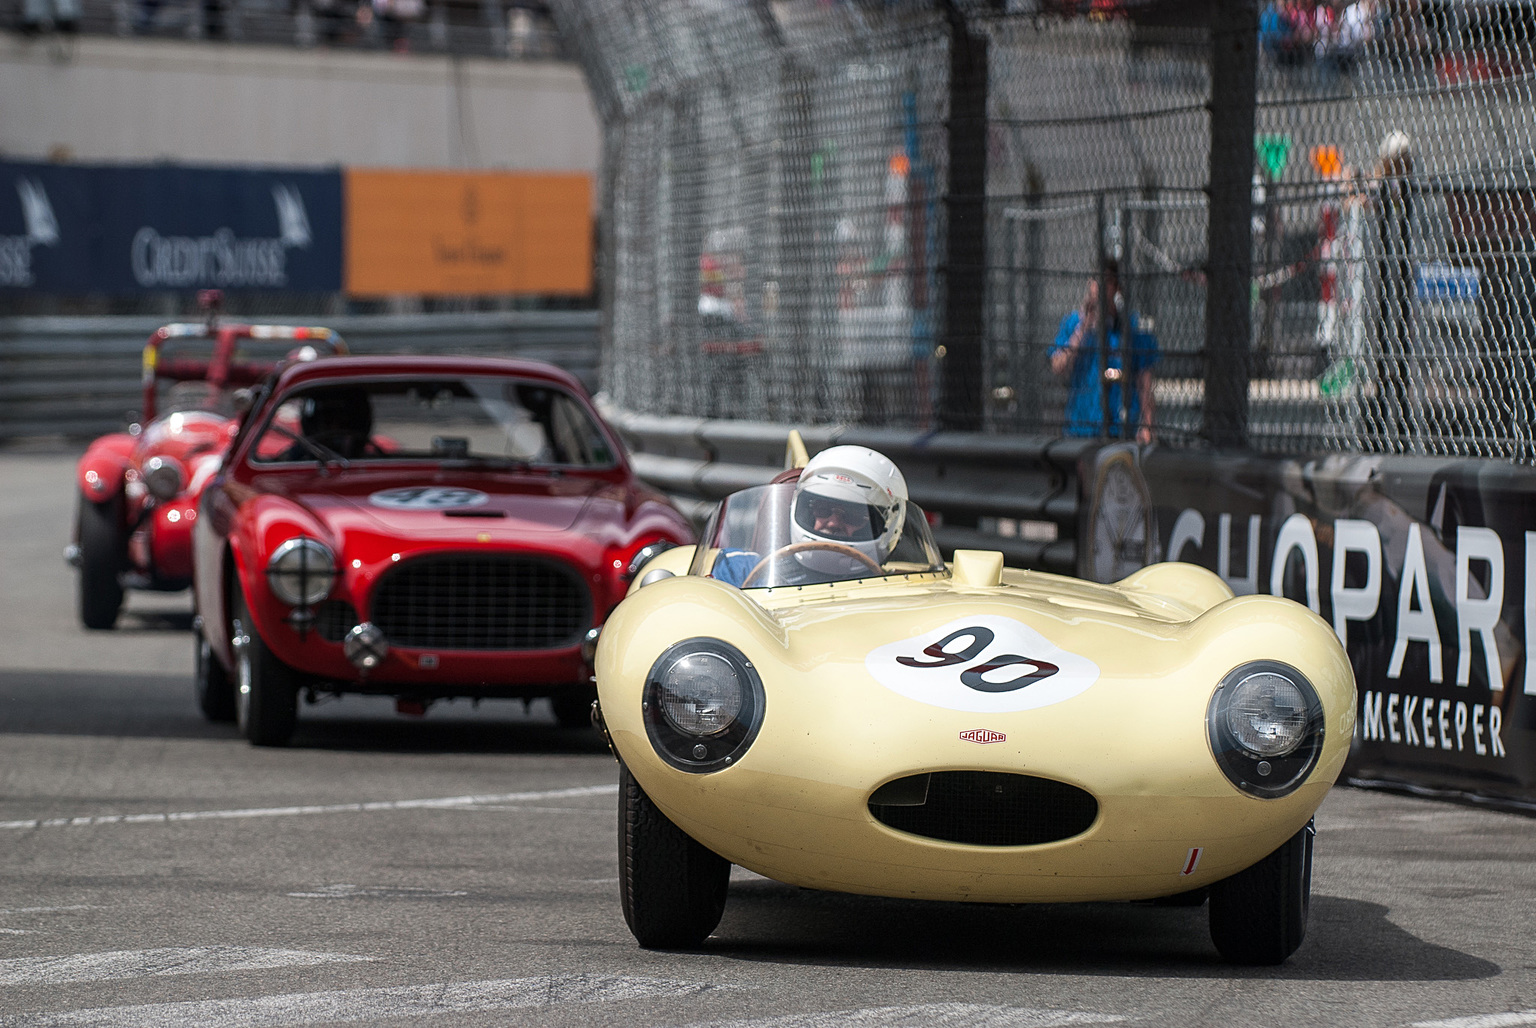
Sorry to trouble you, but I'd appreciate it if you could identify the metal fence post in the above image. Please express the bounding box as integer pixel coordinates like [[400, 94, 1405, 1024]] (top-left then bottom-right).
[[1202, 0, 1258, 449], [938, 2, 987, 432]]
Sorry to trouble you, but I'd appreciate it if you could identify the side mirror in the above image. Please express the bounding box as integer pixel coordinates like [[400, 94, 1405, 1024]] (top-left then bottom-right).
[[232, 388, 254, 414]]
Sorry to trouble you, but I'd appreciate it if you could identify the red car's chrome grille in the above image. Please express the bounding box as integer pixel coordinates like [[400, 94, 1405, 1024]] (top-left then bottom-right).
[[370, 555, 592, 651], [869, 771, 1097, 846]]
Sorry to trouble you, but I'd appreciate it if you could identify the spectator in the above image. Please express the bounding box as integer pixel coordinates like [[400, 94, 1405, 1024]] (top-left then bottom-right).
[[1049, 263, 1158, 442]]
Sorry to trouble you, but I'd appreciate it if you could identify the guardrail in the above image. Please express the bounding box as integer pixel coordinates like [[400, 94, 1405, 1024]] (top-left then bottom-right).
[[600, 408, 1092, 576], [0, 310, 599, 441]]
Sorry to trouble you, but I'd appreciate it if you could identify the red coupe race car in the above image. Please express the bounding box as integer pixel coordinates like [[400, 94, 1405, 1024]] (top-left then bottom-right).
[[67, 321, 346, 630], [191, 354, 694, 746]]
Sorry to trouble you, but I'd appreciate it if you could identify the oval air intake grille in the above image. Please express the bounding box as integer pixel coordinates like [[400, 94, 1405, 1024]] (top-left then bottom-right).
[[869, 771, 1098, 846], [371, 554, 591, 651]]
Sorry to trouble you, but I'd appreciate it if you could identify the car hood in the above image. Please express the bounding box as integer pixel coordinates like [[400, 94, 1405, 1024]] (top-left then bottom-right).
[[273, 470, 613, 540]]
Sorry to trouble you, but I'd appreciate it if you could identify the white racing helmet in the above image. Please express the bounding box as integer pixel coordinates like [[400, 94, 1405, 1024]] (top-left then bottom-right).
[[790, 445, 908, 565]]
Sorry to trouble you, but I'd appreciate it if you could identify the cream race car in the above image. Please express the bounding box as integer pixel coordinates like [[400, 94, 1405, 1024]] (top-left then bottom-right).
[[593, 446, 1355, 966]]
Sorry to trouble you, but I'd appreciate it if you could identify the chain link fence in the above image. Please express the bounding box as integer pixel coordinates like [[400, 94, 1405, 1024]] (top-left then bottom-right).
[[557, 0, 1536, 462]]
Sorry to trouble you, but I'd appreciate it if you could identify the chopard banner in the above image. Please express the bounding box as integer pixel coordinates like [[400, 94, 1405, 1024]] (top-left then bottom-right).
[[0, 161, 342, 292], [1079, 444, 1536, 810]]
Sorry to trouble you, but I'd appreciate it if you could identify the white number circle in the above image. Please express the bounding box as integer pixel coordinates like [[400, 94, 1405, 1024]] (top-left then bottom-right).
[[370, 486, 489, 510]]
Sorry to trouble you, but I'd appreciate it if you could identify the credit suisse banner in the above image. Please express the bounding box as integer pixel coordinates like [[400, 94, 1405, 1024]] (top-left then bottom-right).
[[1090, 446, 1536, 809], [344, 169, 591, 297], [0, 162, 592, 296], [0, 161, 343, 292]]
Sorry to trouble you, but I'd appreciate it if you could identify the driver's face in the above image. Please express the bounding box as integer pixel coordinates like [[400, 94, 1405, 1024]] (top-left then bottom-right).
[[809, 497, 862, 540]]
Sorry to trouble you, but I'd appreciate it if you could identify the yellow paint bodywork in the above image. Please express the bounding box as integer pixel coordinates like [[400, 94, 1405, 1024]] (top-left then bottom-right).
[[596, 554, 1356, 905]]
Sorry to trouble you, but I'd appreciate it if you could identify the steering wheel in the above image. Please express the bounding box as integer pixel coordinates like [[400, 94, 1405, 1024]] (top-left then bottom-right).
[[741, 541, 882, 588]]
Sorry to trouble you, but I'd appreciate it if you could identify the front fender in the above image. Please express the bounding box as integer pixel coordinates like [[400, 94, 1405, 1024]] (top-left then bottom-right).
[[76, 436, 136, 502], [230, 496, 337, 644]]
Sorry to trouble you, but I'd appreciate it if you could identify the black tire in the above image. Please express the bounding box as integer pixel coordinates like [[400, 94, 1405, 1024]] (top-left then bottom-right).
[[1209, 819, 1314, 965], [194, 626, 237, 723], [76, 495, 127, 631], [618, 762, 730, 949], [232, 590, 300, 747], [550, 690, 597, 729]]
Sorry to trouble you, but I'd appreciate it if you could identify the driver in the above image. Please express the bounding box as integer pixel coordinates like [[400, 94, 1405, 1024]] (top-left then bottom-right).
[[712, 445, 908, 587], [285, 386, 374, 460]]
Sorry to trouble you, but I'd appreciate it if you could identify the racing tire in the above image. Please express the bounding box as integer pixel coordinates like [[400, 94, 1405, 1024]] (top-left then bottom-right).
[[76, 495, 127, 631], [194, 627, 237, 723], [1208, 819, 1314, 965], [618, 762, 730, 949], [550, 690, 596, 730], [232, 590, 300, 747]]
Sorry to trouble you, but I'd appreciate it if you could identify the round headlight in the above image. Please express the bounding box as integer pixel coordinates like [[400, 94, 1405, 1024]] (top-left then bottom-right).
[[142, 455, 184, 501], [1225, 670, 1311, 757], [266, 536, 336, 607], [659, 651, 744, 736], [643, 638, 764, 773], [1207, 660, 1324, 799]]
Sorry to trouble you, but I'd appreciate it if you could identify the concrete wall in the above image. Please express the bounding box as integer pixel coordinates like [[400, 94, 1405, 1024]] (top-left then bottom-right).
[[0, 35, 599, 176]]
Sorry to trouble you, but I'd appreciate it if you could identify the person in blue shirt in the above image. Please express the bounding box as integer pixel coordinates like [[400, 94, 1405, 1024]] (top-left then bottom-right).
[[1049, 262, 1158, 442]]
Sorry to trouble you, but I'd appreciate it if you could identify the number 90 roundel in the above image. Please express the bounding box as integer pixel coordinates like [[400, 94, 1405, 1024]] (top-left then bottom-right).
[[865, 615, 1100, 713]]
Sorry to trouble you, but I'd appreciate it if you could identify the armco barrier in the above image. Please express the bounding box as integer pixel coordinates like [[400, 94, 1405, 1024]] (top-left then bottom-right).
[[600, 409, 1095, 577], [0, 311, 599, 441]]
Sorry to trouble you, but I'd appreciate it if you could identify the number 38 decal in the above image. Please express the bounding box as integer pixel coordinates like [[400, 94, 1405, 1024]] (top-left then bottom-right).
[[866, 616, 1100, 713]]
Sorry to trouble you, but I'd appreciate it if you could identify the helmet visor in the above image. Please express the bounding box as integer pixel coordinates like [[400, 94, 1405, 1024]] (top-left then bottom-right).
[[791, 493, 889, 543]]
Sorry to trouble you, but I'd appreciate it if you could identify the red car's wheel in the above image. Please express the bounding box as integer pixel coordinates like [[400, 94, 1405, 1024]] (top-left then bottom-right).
[[618, 762, 729, 949], [76, 495, 126, 631], [194, 627, 237, 723], [231, 590, 299, 747]]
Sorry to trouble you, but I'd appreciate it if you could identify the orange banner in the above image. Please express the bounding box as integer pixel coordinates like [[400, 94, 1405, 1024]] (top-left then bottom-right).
[[344, 169, 591, 297]]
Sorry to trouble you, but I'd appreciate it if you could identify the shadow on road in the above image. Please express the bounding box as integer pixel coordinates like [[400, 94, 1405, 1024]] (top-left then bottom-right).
[[706, 880, 1500, 981], [0, 668, 608, 755]]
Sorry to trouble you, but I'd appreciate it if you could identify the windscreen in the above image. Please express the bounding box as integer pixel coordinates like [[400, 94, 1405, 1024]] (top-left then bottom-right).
[[250, 376, 618, 468], [688, 481, 945, 589]]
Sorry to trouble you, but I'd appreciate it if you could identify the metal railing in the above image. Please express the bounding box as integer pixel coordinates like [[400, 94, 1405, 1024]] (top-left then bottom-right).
[[0, 309, 598, 440]]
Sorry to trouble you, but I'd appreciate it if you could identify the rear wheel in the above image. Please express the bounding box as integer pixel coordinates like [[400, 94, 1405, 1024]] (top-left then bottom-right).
[[618, 763, 730, 949], [76, 495, 126, 631], [232, 590, 299, 747], [1209, 819, 1314, 965], [194, 627, 237, 723]]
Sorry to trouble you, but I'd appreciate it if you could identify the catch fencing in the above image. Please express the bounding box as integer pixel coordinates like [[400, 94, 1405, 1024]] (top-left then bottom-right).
[[0, 310, 599, 440], [554, 0, 1536, 464]]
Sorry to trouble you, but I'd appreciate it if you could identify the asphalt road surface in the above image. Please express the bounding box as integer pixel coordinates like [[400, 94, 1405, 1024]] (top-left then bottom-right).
[[2, 447, 1534, 1028]]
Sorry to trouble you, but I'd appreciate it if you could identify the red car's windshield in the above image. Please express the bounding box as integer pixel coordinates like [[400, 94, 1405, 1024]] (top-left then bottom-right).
[[249, 375, 618, 468]]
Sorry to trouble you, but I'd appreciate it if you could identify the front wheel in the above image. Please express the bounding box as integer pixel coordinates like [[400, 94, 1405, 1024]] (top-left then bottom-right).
[[76, 495, 127, 630], [232, 590, 300, 747], [194, 627, 237, 723], [618, 763, 729, 949], [1208, 819, 1314, 965]]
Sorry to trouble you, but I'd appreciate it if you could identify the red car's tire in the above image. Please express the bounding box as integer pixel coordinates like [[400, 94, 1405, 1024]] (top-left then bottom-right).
[[618, 762, 729, 949], [194, 627, 237, 723], [1208, 819, 1313, 965], [76, 495, 126, 631], [232, 590, 299, 747]]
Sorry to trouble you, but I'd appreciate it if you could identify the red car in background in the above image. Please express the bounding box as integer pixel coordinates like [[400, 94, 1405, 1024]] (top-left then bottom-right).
[[191, 355, 693, 746], [67, 321, 346, 630]]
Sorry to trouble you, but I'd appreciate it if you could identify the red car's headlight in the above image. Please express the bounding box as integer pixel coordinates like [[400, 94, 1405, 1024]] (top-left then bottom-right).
[[266, 536, 337, 607], [142, 455, 185, 501]]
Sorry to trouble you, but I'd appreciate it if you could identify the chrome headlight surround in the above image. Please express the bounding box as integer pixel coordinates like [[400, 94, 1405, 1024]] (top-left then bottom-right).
[[626, 539, 678, 579], [265, 536, 337, 607], [1207, 660, 1324, 799], [643, 638, 765, 774], [141, 455, 185, 501]]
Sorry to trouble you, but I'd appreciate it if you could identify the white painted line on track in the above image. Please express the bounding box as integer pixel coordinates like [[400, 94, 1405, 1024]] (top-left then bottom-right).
[[0, 947, 373, 987], [1, 974, 728, 1028], [674, 1006, 1124, 1028], [0, 784, 617, 832], [1410, 1013, 1536, 1028], [0, 906, 99, 915], [285, 884, 468, 899]]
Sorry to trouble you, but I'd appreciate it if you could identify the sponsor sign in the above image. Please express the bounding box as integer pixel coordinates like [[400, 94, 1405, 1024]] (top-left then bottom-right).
[[866, 615, 1100, 714], [344, 169, 591, 297], [1125, 448, 1536, 806], [0, 161, 342, 293]]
